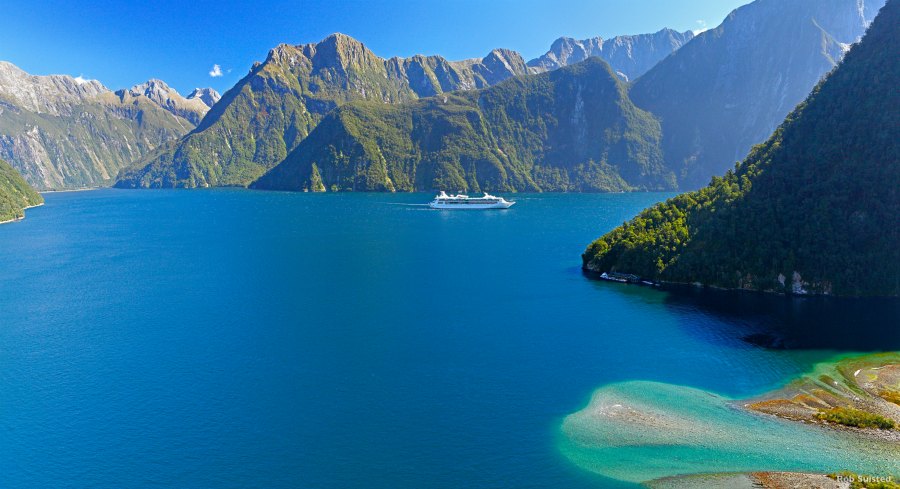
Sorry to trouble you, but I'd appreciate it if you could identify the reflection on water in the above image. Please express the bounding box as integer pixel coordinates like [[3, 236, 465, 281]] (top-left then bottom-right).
[[661, 286, 900, 350], [567, 276, 900, 483]]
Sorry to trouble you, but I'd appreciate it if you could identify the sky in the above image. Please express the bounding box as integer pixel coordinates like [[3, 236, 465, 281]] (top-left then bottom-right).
[[0, 0, 750, 95]]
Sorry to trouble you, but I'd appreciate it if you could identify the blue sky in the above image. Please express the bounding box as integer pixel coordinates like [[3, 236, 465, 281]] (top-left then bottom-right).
[[1, 0, 749, 95]]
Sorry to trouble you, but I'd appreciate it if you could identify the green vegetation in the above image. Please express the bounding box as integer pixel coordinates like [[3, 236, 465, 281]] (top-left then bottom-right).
[[881, 391, 900, 406], [582, 1, 900, 297], [253, 57, 674, 193], [0, 158, 43, 222], [115, 35, 531, 189], [116, 3, 875, 193], [816, 407, 896, 430]]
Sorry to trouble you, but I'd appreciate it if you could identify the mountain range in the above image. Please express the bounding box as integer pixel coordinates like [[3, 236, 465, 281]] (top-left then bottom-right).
[[527, 28, 695, 81], [0, 61, 219, 189], [251, 57, 671, 193], [583, 0, 898, 297], [113, 29, 693, 189], [115, 34, 533, 188], [246, 0, 881, 194], [631, 0, 884, 188], [0, 0, 886, 193]]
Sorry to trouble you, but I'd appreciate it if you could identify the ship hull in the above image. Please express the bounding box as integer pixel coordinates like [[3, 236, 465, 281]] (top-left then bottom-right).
[[429, 201, 515, 210]]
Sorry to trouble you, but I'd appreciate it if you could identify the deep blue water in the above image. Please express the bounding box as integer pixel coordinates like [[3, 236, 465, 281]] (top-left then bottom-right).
[[0, 189, 895, 488]]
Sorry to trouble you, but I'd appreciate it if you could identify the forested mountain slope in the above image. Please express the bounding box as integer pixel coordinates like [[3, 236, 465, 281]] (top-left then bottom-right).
[[583, 0, 899, 297], [0, 157, 43, 222], [252, 58, 672, 193]]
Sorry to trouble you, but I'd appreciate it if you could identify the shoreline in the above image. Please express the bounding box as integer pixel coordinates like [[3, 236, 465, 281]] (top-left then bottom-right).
[[743, 352, 900, 443], [0, 202, 44, 225], [40, 187, 103, 193], [560, 352, 900, 485], [581, 267, 900, 300]]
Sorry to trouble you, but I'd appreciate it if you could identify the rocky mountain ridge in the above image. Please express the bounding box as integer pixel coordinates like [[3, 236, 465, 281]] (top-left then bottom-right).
[[187, 87, 220, 108], [116, 33, 541, 188], [631, 0, 886, 188], [115, 79, 211, 125], [0, 61, 217, 189], [250, 57, 672, 193], [527, 28, 695, 80]]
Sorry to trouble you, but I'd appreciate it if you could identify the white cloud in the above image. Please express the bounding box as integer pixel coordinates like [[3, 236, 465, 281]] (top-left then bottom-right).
[[208, 64, 223, 77], [693, 20, 709, 35]]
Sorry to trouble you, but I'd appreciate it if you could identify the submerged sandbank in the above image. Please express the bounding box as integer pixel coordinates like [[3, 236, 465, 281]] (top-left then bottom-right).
[[559, 354, 900, 484]]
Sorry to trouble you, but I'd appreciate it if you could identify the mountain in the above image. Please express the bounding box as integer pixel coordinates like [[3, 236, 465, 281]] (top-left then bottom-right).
[[527, 29, 695, 81], [582, 0, 899, 297], [252, 57, 672, 193], [631, 0, 885, 189], [187, 87, 220, 108], [0, 157, 43, 222], [115, 79, 211, 125], [0, 61, 203, 189], [118, 0, 873, 193], [115, 34, 532, 188]]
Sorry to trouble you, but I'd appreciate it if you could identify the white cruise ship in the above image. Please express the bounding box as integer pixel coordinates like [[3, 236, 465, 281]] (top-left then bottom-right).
[[428, 191, 515, 210]]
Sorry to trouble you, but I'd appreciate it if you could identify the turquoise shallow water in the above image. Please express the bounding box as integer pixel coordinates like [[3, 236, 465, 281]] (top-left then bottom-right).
[[0, 189, 897, 488], [560, 380, 900, 483]]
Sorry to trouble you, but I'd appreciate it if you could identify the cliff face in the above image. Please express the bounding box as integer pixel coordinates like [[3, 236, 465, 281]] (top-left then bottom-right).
[[527, 28, 695, 80], [115, 79, 211, 125], [0, 61, 205, 189], [583, 0, 900, 297], [631, 0, 886, 189], [187, 88, 221, 108]]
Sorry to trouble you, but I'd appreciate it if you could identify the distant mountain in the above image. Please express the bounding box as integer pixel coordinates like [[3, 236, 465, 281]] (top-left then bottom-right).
[[0, 61, 205, 189], [583, 0, 899, 297], [115, 79, 210, 125], [115, 33, 532, 188], [631, 0, 885, 189], [528, 29, 695, 80], [252, 58, 673, 193], [118, 0, 873, 193], [187, 87, 220, 108], [0, 157, 42, 222]]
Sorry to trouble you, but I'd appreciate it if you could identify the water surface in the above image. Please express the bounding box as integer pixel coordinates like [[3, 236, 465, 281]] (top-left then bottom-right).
[[0, 190, 895, 488]]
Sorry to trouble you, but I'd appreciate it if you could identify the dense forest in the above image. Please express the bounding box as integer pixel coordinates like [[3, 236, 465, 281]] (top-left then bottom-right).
[[582, 0, 899, 297], [0, 158, 43, 222]]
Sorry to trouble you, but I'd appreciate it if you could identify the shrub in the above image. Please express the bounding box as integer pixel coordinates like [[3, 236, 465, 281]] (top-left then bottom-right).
[[816, 407, 896, 430]]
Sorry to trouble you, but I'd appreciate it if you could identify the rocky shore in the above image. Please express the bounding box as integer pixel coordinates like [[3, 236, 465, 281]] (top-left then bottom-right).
[[642, 353, 900, 488]]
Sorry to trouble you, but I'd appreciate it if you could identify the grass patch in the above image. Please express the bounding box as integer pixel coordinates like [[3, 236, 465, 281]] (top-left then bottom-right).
[[881, 390, 900, 406], [816, 407, 896, 430]]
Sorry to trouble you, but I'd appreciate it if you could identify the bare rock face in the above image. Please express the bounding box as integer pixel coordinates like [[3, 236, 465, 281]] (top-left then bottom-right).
[[0, 61, 107, 116], [630, 0, 886, 189], [116, 79, 210, 125], [187, 87, 221, 108], [527, 28, 695, 80], [0, 62, 199, 189]]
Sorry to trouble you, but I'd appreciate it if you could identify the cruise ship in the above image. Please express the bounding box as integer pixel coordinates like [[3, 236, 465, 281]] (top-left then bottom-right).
[[428, 191, 515, 210]]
